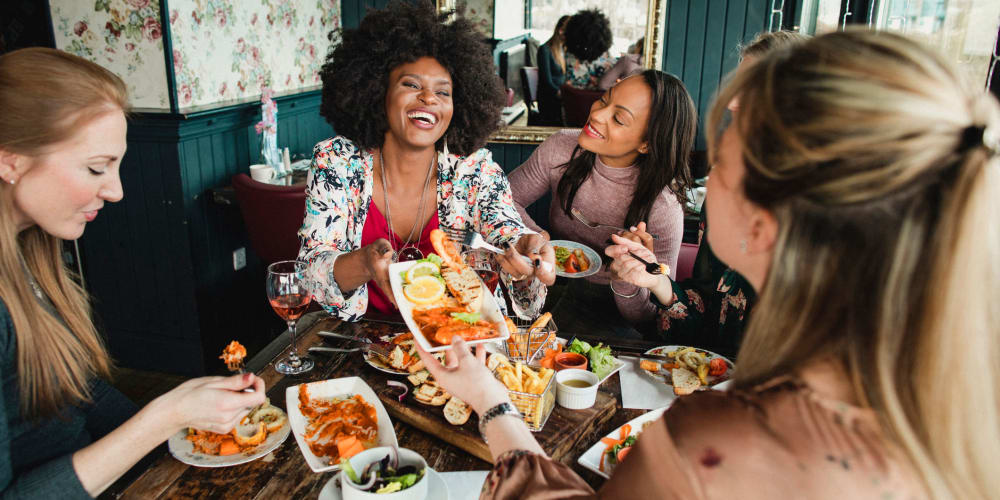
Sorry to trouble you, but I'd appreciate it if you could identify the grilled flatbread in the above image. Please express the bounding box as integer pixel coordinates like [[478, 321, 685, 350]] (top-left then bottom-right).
[[414, 381, 451, 406], [671, 367, 700, 396], [440, 264, 483, 311], [444, 397, 472, 425]]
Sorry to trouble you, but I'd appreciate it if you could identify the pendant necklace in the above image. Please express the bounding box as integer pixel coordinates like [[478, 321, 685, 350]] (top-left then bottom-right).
[[379, 149, 435, 262]]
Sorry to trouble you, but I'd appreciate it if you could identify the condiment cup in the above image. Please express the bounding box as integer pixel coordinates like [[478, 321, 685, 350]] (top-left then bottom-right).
[[554, 352, 588, 371], [555, 369, 599, 410], [341, 447, 428, 500]]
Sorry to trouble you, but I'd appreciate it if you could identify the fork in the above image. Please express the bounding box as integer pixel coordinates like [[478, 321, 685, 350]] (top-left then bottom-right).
[[315, 331, 393, 359], [623, 250, 669, 275], [571, 208, 659, 240], [441, 228, 554, 273]]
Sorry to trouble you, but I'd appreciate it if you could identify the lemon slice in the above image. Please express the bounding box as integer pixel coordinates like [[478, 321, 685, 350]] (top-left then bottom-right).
[[403, 275, 445, 304], [405, 261, 440, 282]]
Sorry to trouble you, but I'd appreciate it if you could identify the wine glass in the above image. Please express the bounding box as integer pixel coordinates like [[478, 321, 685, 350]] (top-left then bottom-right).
[[266, 260, 314, 375], [463, 248, 499, 293]]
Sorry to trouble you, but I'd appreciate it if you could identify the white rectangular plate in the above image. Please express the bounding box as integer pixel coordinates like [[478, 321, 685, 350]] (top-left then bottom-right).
[[576, 406, 669, 479], [286, 377, 398, 473], [389, 260, 511, 353]]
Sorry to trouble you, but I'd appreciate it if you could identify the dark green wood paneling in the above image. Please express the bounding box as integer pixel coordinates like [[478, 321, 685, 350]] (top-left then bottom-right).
[[487, 141, 551, 231], [662, 0, 769, 149], [79, 90, 333, 376]]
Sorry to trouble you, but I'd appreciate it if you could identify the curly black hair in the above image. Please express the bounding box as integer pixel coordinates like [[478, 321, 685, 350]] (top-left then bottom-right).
[[564, 9, 612, 63], [319, 1, 503, 156]]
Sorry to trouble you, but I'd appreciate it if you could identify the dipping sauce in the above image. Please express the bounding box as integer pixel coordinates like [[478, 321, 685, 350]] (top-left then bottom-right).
[[554, 352, 588, 371], [561, 379, 594, 388]]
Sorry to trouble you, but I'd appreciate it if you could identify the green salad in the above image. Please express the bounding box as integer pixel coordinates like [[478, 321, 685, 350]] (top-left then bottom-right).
[[567, 339, 616, 380]]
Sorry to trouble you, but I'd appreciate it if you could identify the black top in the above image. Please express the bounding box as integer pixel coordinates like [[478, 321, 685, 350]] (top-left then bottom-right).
[[0, 299, 138, 498], [536, 42, 566, 126]]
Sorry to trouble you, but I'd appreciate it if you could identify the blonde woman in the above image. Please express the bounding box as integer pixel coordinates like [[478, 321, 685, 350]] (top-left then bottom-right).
[[536, 15, 570, 125], [417, 30, 1000, 499], [0, 48, 265, 497]]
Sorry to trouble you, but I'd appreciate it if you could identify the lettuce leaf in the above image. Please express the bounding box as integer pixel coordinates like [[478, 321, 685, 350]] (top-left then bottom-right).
[[588, 342, 615, 380], [450, 312, 481, 324], [567, 338, 591, 355]]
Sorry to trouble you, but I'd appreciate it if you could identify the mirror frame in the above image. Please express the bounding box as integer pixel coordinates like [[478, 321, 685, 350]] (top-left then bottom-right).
[[437, 0, 666, 144]]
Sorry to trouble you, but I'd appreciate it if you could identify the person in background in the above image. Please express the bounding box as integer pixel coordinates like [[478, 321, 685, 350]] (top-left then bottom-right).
[[598, 37, 644, 90], [563, 9, 616, 91], [536, 15, 571, 126], [301, 1, 556, 323], [0, 48, 265, 498], [417, 30, 1000, 499], [617, 30, 808, 358], [509, 70, 696, 338]]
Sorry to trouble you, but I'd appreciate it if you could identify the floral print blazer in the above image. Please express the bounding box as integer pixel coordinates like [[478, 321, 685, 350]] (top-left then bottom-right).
[[299, 136, 546, 322]]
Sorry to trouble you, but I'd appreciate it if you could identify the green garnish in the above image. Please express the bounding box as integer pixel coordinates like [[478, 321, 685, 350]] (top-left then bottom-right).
[[339, 458, 359, 483], [450, 312, 481, 324], [554, 246, 571, 264]]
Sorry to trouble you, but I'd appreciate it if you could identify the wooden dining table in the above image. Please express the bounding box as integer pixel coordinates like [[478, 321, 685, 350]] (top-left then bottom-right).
[[106, 312, 667, 499]]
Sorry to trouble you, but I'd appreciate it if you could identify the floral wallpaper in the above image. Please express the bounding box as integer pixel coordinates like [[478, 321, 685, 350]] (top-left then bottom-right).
[[50, 0, 171, 110], [459, 0, 495, 38], [168, 0, 340, 109]]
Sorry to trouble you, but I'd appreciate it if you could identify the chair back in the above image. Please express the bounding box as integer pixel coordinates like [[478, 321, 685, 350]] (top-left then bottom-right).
[[232, 173, 307, 266], [560, 83, 602, 127], [675, 242, 699, 282], [520, 66, 539, 105]]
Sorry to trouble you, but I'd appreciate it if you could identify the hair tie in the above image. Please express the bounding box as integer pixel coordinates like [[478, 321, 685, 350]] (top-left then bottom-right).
[[959, 124, 1000, 156]]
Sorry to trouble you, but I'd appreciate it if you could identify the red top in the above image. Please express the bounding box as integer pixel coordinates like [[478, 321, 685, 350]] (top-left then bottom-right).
[[359, 198, 440, 316]]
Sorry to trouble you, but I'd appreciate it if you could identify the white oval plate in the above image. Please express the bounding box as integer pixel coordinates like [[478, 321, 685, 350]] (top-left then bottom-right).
[[168, 411, 290, 468], [318, 467, 450, 500], [549, 240, 601, 278], [640, 345, 734, 388], [286, 377, 399, 473]]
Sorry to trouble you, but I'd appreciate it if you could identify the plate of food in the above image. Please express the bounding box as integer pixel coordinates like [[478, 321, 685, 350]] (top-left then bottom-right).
[[389, 229, 510, 353], [286, 377, 399, 473], [168, 399, 290, 467], [577, 406, 667, 478], [638, 346, 733, 395], [363, 332, 445, 375], [550, 240, 601, 278]]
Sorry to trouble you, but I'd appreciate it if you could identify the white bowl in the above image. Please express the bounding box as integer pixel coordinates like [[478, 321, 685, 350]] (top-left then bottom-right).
[[555, 369, 599, 409], [340, 447, 428, 500]]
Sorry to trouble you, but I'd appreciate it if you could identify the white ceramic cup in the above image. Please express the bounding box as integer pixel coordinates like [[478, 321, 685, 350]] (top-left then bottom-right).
[[340, 447, 428, 500], [555, 368, 599, 410], [249, 164, 274, 183]]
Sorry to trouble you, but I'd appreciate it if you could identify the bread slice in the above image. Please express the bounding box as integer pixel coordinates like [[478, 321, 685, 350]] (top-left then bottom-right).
[[407, 370, 431, 386], [414, 382, 451, 406], [440, 265, 483, 311], [486, 353, 510, 372], [444, 397, 472, 425], [671, 367, 701, 396]]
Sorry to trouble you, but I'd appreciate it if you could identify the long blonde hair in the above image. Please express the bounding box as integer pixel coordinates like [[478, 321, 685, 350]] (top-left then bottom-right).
[[708, 31, 1000, 499], [0, 48, 128, 418]]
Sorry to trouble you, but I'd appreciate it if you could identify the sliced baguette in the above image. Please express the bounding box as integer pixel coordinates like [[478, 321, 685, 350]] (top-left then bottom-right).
[[671, 367, 701, 396], [444, 397, 472, 425]]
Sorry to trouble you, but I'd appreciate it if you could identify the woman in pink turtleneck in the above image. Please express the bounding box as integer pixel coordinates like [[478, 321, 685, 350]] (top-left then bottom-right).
[[508, 70, 696, 338]]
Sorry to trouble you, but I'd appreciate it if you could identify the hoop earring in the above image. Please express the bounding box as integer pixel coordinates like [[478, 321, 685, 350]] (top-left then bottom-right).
[[7, 179, 13, 185]]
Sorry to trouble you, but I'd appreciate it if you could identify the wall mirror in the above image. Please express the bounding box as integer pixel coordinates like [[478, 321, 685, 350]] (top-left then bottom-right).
[[438, 0, 666, 144]]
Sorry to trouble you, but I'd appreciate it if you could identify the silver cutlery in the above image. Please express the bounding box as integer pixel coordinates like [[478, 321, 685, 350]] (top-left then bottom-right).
[[571, 208, 659, 240], [624, 250, 669, 275], [441, 228, 554, 273]]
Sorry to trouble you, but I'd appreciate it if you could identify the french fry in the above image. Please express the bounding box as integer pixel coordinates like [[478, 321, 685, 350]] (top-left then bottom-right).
[[528, 312, 552, 333], [538, 367, 554, 389], [515, 362, 522, 384]]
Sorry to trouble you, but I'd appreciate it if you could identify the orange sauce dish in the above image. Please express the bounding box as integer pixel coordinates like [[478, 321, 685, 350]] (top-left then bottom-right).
[[297, 385, 379, 464]]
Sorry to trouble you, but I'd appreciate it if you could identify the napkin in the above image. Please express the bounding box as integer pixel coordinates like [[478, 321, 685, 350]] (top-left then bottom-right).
[[617, 356, 676, 409], [440, 471, 490, 500]]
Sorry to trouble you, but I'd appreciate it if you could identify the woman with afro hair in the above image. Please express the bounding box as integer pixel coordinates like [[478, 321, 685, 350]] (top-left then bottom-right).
[[564, 9, 616, 90], [299, 1, 556, 322]]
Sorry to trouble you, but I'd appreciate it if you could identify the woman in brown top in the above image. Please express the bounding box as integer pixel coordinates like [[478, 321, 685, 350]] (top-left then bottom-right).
[[417, 30, 1000, 499]]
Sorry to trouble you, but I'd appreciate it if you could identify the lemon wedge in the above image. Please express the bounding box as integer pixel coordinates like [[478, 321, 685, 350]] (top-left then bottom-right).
[[403, 275, 445, 304], [405, 261, 440, 282]]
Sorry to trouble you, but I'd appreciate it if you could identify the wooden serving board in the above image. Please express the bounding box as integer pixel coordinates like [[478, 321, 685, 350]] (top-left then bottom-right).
[[337, 322, 619, 463]]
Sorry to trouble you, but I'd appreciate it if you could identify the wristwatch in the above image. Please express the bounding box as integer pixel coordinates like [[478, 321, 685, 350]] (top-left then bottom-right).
[[478, 401, 522, 444]]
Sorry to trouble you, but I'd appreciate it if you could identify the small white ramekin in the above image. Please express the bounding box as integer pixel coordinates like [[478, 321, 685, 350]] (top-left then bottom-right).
[[555, 369, 599, 410]]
